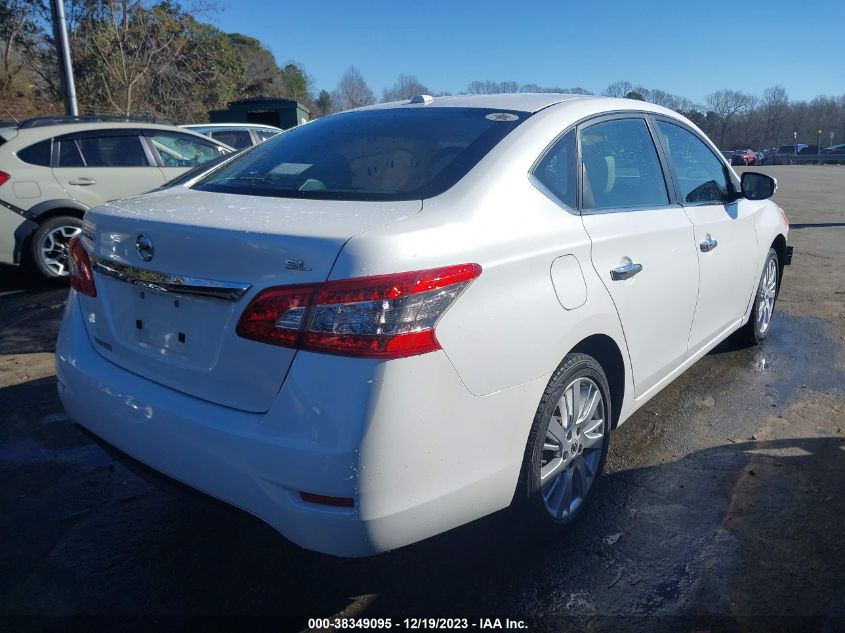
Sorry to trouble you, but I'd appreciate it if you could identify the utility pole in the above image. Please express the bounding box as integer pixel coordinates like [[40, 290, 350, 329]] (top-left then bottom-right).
[[51, 0, 78, 116]]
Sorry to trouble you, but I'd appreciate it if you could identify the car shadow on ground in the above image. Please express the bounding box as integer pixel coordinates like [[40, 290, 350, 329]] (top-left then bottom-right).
[[1, 364, 842, 630], [0, 264, 66, 294]]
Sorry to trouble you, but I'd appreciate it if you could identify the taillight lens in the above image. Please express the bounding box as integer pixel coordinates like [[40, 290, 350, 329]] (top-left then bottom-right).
[[0, 171, 10, 186], [235, 285, 314, 346], [68, 236, 97, 297], [237, 263, 481, 359]]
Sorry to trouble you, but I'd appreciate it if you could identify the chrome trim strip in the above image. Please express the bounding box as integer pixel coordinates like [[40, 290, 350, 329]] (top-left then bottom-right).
[[92, 258, 252, 302]]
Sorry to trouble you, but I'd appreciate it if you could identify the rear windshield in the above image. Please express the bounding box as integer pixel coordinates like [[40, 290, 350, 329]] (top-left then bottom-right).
[[193, 108, 527, 201]]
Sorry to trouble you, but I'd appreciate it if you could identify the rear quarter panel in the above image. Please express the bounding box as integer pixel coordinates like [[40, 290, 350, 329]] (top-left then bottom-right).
[[333, 104, 633, 405]]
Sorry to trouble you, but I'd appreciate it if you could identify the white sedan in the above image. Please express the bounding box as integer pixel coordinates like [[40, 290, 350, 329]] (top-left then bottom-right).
[[56, 94, 790, 556]]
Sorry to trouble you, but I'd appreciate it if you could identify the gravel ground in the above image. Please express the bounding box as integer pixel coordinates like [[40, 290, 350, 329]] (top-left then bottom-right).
[[0, 165, 843, 631]]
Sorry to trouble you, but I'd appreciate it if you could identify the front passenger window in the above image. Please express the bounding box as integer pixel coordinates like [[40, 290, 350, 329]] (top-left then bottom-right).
[[656, 121, 734, 204], [149, 132, 226, 168]]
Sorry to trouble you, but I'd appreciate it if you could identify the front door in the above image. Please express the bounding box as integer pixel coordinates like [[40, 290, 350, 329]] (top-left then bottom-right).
[[654, 119, 758, 352]]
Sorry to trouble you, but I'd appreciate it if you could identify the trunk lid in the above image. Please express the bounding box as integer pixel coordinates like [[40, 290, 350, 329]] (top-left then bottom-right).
[[78, 188, 420, 412]]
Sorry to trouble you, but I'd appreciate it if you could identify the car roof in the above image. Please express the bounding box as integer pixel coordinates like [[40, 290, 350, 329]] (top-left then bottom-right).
[[361, 93, 592, 114], [181, 123, 283, 131], [0, 120, 234, 149]]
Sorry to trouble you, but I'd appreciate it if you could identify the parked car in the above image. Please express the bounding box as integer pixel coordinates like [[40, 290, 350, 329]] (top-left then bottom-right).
[[821, 144, 845, 164], [797, 145, 819, 155], [57, 94, 790, 557], [181, 123, 283, 150], [774, 144, 809, 164], [730, 149, 756, 166], [776, 144, 808, 155], [0, 115, 233, 278]]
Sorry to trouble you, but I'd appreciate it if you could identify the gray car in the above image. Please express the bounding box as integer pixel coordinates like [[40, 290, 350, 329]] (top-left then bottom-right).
[[0, 115, 233, 278]]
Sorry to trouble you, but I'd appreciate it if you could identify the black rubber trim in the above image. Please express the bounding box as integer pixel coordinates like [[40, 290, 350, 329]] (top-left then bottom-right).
[[12, 218, 38, 263], [0, 196, 33, 219], [785, 245, 793, 265], [24, 198, 88, 218]]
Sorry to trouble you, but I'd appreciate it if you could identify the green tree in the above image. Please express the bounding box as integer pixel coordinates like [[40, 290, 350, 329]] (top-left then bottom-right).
[[315, 89, 335, 116]]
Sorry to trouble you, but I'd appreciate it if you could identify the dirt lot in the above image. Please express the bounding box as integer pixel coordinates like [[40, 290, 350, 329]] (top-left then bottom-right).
[[1, 165, 843, 631]]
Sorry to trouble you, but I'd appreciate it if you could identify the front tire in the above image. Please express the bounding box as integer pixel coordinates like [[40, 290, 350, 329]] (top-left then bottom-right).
[[739, 247, 779, 345], [30, 215, 83, 279], [516, 353, 612, 527]]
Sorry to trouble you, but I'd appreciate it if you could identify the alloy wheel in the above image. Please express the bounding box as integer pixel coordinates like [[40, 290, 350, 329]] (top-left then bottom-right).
[[540, 376, 606, 520], [756, 258, 778, 335], [39, 225, 82, 277]]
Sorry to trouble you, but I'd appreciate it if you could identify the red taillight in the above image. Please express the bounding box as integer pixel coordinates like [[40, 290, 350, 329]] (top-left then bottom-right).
[[0, 171, 10, 187], [68, 236, 96, 297], [235, 285, 314, 346], [236, 263, 482, 359]]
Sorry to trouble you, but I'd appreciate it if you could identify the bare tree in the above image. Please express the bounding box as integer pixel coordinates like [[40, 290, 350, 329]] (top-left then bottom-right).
[[332, 65, 375, 111], [602, 81, 633, 98], [382, 73, 429, 102], [77, 1, 184, 115], [760, 85, 789, 148], [706, 89, 755, 148], [0, 0, 40, 99], [467, 80, 502, 94]]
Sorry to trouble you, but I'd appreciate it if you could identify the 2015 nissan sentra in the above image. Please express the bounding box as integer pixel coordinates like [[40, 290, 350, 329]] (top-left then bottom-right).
[[56, 94, 790, 556]]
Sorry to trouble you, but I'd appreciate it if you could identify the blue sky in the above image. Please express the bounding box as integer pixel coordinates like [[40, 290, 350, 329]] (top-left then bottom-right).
[[217, 0, 844, 104]]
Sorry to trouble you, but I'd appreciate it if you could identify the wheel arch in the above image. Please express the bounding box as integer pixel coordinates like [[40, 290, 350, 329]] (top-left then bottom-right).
[[16, 203, 86, 264], [569, 333, 625, 430], [29, 199, 88, 223]]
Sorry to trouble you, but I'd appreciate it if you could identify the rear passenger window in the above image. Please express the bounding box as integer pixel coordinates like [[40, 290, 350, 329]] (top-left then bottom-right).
[[76, 135, 149, 167], [211, 130, 252, 150], [18, 140, 52, 166], [579, 118, 669, 211], [656, 121, 735, 204], [534, 130, 576, 208], [58, 139, 85, 167]]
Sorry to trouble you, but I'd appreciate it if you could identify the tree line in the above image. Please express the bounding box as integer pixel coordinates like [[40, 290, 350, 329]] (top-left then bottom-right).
[[1, 0, 843, 150]]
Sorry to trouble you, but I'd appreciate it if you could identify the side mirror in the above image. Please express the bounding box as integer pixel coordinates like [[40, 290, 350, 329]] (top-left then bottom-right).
[[741, 172, 777, 200]]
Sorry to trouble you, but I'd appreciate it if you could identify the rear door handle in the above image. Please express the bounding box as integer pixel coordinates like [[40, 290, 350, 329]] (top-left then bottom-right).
[[699, 234, 718, 252], [610, 262, 643, 281], [68, 177, 96, 186]]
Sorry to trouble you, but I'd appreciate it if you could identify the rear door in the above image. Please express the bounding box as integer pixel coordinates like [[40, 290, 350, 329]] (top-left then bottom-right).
[[578, 116, 699, 397], [52, 130, 165, 206], [653, 118, 758, 353]]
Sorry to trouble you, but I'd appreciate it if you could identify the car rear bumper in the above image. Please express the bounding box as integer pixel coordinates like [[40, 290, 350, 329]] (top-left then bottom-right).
[[56, 292, 545, 556]]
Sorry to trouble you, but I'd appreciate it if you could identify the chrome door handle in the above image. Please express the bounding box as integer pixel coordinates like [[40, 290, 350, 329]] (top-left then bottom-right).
[[610, 262, 643, 281], [69, 177, 96, 186], [699, 235, 718, 252]]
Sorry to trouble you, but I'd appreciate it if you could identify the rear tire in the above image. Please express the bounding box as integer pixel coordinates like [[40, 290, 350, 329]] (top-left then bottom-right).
[[515, 353, 612, 528], [30, 215, 82, 279], [738, 248, 779, 345]]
